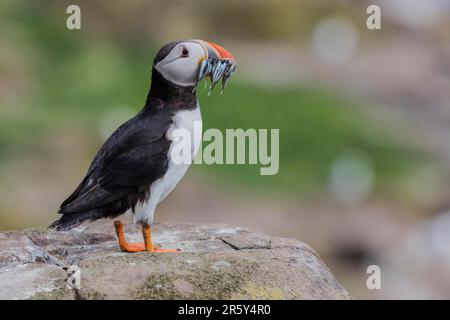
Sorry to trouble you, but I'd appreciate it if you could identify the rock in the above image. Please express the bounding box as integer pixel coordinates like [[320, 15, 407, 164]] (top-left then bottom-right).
[[0, 218, 352, 299]]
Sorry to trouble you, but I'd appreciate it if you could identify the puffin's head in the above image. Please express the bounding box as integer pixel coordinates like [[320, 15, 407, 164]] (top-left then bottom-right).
[[153, 40, 236, 94]]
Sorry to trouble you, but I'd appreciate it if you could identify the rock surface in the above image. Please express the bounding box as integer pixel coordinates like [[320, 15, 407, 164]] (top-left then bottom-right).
[[0, 218, 351, 299]]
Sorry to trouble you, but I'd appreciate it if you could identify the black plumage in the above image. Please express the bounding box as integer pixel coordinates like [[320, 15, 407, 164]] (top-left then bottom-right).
[[50, 42, 197, 230]]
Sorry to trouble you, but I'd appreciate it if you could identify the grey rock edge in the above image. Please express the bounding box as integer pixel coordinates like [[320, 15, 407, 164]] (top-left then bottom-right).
[[0, 219, 352, 299]]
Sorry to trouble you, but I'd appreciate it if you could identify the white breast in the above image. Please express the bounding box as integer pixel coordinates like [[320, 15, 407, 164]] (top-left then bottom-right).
[[160, 106, 202, 200], [134, 104, 202, 225]]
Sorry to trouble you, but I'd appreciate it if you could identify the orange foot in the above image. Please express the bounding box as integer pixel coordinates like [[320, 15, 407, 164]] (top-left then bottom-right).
[[114, 221, 181, 253]]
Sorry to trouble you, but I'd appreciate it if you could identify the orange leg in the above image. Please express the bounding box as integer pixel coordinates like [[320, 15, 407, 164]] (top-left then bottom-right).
[[114, 221, 145, 252], [114, 220, 180, 253]]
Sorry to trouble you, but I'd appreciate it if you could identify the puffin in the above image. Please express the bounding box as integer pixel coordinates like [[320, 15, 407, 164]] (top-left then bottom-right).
[[50, 40, 236, 253]]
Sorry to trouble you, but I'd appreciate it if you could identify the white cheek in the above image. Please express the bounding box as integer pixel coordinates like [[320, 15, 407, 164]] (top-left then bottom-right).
[[155, 43, 205, 87]]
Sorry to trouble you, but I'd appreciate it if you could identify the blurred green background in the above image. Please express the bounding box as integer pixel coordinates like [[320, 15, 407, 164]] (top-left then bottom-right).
[[1, 0, 450, 298]]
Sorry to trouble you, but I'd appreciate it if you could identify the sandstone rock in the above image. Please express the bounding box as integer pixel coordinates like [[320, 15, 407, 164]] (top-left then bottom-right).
[[0, 218, 351, 299]]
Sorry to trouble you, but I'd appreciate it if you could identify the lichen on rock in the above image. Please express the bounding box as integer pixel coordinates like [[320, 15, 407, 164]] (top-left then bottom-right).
[[0, 218, 352, 300]]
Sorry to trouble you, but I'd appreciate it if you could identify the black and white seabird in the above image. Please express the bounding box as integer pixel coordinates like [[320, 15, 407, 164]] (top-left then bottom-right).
[[50, 40, 236, 252]]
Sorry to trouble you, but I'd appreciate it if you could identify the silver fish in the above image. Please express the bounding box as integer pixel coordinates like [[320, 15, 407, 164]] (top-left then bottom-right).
[[196, 58, 236, 95]]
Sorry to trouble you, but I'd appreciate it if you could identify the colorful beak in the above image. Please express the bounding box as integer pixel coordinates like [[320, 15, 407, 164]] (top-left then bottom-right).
[[205, 42, 235, 62], [196, 40, 236, 94]]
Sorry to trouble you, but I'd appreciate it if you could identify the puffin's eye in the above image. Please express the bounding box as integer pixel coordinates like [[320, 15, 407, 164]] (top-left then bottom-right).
[[181, 47, 189, 57]]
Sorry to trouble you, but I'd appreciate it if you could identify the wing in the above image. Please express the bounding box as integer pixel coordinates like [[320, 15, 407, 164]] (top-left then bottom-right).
[[59, 110, 172, 214]]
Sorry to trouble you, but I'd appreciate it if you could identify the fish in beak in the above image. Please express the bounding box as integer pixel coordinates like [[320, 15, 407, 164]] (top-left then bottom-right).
[[195, 40, 236, 95]]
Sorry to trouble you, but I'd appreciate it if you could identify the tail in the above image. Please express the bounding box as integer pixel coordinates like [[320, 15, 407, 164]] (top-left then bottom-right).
[[50, 202, 127, 231], [49, 211, 96, 231]]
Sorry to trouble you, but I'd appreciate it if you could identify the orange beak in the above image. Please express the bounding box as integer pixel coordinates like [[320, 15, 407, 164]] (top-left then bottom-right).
[[205, 41, 235, 62], [195, 40, 236, 94]]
